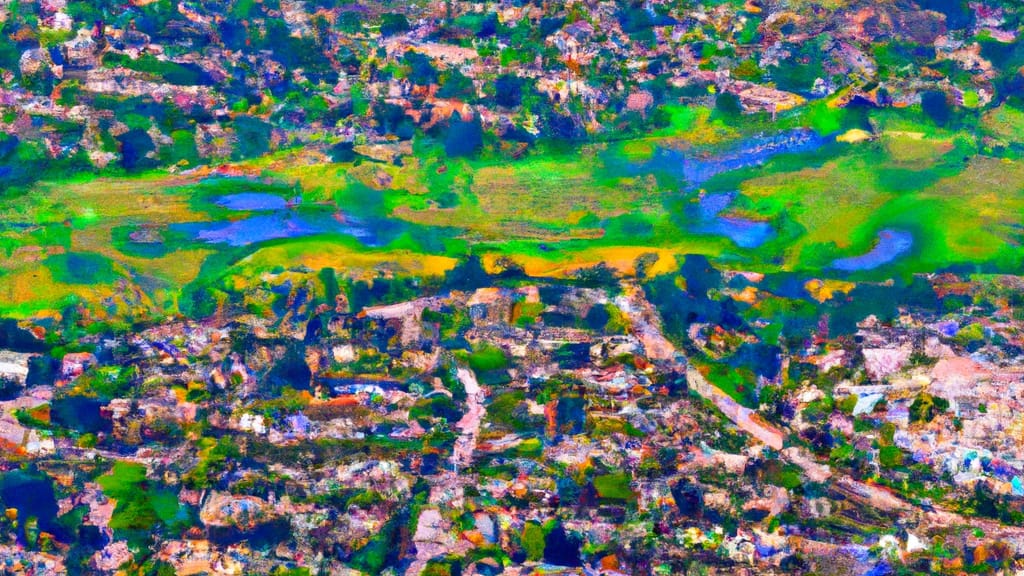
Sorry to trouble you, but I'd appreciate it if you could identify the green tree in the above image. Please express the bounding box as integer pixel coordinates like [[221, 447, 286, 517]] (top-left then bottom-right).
[[909, 393, 949, 424], [879, 445, 903, 469], [521, 522, 546, 561]]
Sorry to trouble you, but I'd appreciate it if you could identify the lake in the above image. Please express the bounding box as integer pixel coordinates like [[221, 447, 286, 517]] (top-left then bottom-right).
[[174, 202, 404, 248], [832, 229, 914, 271], [688, 192, 774, 248], [213, 192, 292, 211]]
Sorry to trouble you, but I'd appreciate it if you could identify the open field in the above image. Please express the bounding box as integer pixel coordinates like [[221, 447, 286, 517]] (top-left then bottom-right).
[[4, 104, 1024, 318]]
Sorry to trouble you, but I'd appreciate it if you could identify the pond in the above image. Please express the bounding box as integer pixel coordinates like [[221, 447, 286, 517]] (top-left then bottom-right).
[[831, 229, 914, 271], [173, 211, 403, 248], [213, 193, 292, 211], [688, 192, 774, 248]]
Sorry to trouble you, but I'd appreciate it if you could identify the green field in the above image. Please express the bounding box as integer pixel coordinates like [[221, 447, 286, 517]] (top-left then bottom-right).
[[3, 101, 1024, 320]]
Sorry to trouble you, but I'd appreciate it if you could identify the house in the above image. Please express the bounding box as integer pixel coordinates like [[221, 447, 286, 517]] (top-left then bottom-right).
[[731, 83, 806, 115], [0, 350, 33, 384], [63, 28, 100, 70], [61, 352, 97, 381], [19, 48, 53, 77]]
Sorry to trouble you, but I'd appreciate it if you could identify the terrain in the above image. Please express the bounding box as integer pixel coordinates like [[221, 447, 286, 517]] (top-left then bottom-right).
[[1, 0, 1024, 574]]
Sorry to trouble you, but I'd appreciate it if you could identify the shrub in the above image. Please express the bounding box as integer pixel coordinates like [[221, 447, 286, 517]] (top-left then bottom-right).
[[879, 445, 903, 468]]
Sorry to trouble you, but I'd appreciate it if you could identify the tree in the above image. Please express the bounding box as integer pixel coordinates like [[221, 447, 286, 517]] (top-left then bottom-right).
[[319, 267, 339, 306], [373, 101, 415, 140], [545, 112, 582, 141], [437, 68, 475, 100], [494, 74, 524, 108], [634, 252, 660, 279], [380, 13, 409, 37], [233, 115, 272, 160], [521, 522, 545, 561], [543, 522, 582, 567], [337, 11, 361, 34], [443, 254, 490, 290], [117, 129, 157, 171], [403, 50, 438, 86], [921, 0, 974, 29], [715, 92, 743, 117], [878, 445, 903, 468], [444, 111, 483, 157], [921, 90, 951, 126], [574, 263, 617, 287], [909, 392, 949, 423], [0, 135, 48, 191]]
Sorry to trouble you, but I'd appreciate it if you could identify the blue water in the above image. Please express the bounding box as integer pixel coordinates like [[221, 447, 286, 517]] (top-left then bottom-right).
[[696, 192, 734, 218], [831, 229, 914, 271], [214, 193, 291, 211], [688, 192, 774, 248], [702, 217, 773, 248], [195, 213, 319, 246], [626, 128, 827, 189], [615, 129, 825, 248], [174, 211, 398, 247]]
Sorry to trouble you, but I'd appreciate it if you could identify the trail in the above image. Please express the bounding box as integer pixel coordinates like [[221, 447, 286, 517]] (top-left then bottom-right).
[[614, 283, 1024, 551], [615, 280, 785, 450], [451, 367, 484, 471], [404, 368, 482, 576]]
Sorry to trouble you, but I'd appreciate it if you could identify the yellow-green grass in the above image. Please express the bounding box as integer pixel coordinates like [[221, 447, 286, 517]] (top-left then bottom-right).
[[391, 151, 665, 240], [281, 156, 433, 201], [982, 105, 1024, 147], [738, 153, 894, 265], [734, 152, 1024, 274], [881, 132, 955, 167], [649, 105, 740, 146], [473, 159, 655, 220], [10, 172, 207, 225], [0, 171, 229, 316], [0, 264, 119, 318], [858, 156, 1024, 268], [228, 237, 458, 284], [480, 247, 680, 278], [649, 99, 850, 149], [282, 147, 666, 241], [0, 156, 461, 317], [73, 225, 214, 287], [0, 174, 212, 315], [476, 238, 732, 279]]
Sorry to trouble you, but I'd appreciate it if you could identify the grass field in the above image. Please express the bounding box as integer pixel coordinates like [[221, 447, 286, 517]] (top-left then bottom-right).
[[3, 103, 1024, 319]]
